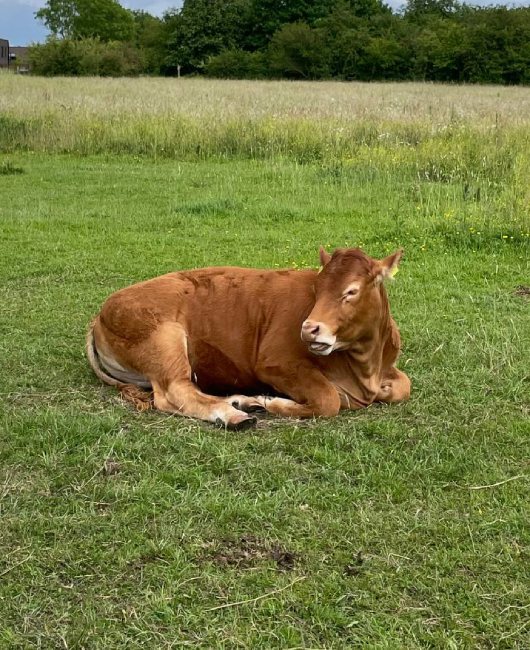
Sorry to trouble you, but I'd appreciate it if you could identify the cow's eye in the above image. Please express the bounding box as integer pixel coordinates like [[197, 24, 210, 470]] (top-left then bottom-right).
[[343, 288, 359, 301]]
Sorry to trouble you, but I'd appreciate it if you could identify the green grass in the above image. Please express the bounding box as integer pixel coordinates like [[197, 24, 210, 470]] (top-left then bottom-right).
[[0, 142, 529, 649]]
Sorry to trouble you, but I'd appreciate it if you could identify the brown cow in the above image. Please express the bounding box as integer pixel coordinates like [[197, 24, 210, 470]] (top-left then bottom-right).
[[86, 246, 410, 429]]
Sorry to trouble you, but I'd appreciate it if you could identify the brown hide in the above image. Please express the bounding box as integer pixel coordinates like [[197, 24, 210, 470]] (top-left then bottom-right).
[[88, 250, 410, 427]]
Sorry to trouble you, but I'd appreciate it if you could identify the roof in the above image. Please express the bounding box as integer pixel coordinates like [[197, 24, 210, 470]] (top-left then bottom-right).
[[10, 47, 30, 60]]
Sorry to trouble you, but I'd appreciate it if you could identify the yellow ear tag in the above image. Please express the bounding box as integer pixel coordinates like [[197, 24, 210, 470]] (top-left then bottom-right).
[[390, 266, 399, 278], [318, 266, 323, 274]]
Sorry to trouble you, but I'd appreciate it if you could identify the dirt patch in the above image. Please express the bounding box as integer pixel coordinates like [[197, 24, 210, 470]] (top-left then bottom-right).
[[131, 551, 169, 570], [344, 551, 364, 576], [515, 285, 530, 299], [203, 535, 296, 571], [103, 458, 121, 476]]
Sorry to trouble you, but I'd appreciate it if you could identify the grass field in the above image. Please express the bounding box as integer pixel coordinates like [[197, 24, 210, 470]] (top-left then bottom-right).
[[1, 76, 530, 649]]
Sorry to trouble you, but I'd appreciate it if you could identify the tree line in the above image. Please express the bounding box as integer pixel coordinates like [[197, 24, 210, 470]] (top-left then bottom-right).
[[31, 0, 530, 83]]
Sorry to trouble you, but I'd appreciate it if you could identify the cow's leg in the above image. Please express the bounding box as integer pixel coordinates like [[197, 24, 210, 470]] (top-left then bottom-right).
[[254, 362, 341, 418], [153, 381, 258, 430], [149, 324, 257, 430], [224, 395, 267, 413], [375, 367, 411, 403]]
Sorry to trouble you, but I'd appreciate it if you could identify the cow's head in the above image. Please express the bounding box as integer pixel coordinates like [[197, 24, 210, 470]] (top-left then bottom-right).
[[301, 246, 402, 356]]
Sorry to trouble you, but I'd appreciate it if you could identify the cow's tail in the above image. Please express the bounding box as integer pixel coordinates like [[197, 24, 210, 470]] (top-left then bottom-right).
[[86, 319, 153, 411]]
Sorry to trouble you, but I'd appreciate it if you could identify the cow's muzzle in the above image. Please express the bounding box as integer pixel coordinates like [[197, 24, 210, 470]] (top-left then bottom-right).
[[301, 320, 336, 355]]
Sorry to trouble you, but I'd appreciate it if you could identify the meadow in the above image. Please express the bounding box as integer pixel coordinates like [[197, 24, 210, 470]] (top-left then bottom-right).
[[1, 74, 529, 649]]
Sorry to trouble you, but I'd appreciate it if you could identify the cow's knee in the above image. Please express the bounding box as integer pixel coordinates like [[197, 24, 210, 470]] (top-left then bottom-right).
[[377, 370, 410, 403], [312, 389, 341, 417], [254, 362, 341, 419]]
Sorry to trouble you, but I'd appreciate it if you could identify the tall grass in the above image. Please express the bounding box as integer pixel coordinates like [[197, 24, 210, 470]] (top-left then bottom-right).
[[4, 75, 530, 123], [1, 74, 530, 238], [1, 75, 530, 165]]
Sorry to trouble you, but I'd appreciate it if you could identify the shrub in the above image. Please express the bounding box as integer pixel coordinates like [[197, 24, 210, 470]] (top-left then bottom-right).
[[30, 39, 82, 76], [77, 40, 145, 76], [29, 38, 145, 76], [205, 49, 269, 79]]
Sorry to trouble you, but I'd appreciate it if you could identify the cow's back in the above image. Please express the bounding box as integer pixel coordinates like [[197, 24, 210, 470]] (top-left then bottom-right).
[[95, 266, 318, 394], [97, 273, 188, 342]]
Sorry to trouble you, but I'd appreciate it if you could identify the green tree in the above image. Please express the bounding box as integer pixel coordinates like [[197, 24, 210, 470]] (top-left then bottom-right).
[[246, 0, 337, 49], [412, 19, 467, 81], [344, 0, 392, 18], [164, 0, 251, 73], [316, 3, 408, 80], [268, 22, 329, 79], [35, 0, 77, 37], [409, 5, 530, 84], [316, 6, 369, 79], [132, 10, 165, 73], [36, 0, 136, 42], [404, 0, 461, 22], [461, 6, 530, 84]]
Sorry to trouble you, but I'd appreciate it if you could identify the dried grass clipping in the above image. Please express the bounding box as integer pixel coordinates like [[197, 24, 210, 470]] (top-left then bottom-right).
[[119, 384, 154, 411]]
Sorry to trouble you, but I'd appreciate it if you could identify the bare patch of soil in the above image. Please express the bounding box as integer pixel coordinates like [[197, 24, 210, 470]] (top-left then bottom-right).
[[344, 551, 365, 576], [515, 285, 530, 298], [203, 535, 296, 571], [103, 458, 121, 476]]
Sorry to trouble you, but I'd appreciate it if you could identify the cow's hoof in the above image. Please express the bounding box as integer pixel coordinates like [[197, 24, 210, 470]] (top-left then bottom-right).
[[229, 414, 258, 431], [229, 397, 267, 414], [240, 402, 267, 414], [215, 415, 258, 431]]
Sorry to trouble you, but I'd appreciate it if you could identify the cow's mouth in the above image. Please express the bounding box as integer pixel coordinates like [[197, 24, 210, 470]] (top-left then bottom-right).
[[309, 342, 333, 355]]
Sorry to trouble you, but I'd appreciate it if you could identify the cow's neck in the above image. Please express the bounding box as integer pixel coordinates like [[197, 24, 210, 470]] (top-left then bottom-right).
[[326, 284, 394, 407]]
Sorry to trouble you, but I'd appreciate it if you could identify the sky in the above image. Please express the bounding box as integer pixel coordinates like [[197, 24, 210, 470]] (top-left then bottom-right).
[[0, 0, 180, 44], [1, 0, 529, 46]]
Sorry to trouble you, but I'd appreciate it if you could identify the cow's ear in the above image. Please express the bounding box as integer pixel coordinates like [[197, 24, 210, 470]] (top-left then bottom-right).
[[319, 246, 332, 267], [373, 249, 403, 284]]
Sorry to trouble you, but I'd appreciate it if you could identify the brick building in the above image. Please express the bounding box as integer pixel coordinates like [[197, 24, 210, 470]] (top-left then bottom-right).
[[10, 46, 30, 73], [0, 39, 9, 69]]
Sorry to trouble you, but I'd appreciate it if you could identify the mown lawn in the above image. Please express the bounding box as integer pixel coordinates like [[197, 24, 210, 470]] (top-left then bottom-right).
[[1, 152, 529, 649]]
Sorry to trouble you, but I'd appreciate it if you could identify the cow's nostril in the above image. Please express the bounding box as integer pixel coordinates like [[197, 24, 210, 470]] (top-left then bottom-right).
[[311, 325, 320, 336]]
